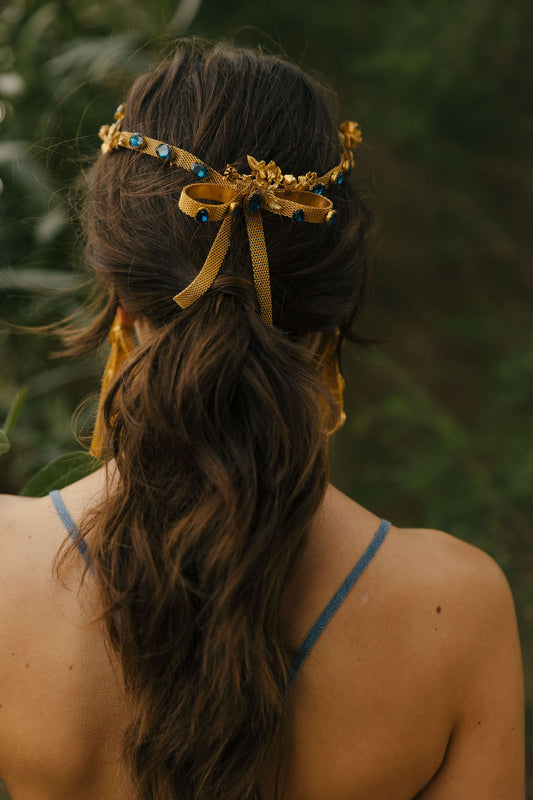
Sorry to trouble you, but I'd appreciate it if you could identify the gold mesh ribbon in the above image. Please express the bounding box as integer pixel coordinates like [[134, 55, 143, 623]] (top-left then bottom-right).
[[98, 105, 362, 325], [89, 313, 135, 458], [317, 327, 346, 436], [245, 210, 271, 324]]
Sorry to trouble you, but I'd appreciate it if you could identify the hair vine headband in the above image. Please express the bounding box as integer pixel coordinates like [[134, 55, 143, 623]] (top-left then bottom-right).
[[98, 103, 362, 325]]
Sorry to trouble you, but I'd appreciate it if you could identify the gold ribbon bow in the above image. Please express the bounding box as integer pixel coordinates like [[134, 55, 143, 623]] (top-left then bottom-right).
[[98, 104, 362, 325]]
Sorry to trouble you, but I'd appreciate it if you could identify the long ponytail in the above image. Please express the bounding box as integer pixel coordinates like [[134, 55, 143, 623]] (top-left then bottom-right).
[[80, 279, 334, 798], [57, 42, 373, 799]]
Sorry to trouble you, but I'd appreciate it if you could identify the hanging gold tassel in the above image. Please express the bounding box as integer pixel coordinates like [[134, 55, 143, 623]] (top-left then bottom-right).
[[89, 312, 135, 459], [318, 327, 346, 436]]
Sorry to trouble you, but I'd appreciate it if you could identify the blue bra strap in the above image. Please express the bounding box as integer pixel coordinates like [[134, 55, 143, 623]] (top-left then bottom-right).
[[49, 489, 95, 576], [283, 518, 392, 695]]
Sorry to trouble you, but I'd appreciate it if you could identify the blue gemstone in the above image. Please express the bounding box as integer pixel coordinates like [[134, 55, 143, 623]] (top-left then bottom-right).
[[312, 183, 326, 195], [292, 209, 305, 223], [247, 193, 261, 212], [190, 162, 209, 179], [196, 208, 209, 223], [156, 143, 173, 161], [129, 133, 144, 149], [336, 172, 344, 185], [327, 211, 338, 226]]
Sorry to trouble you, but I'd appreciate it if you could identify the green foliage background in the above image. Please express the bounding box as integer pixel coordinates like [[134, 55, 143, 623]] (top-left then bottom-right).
[[0, 0, 531, 795]]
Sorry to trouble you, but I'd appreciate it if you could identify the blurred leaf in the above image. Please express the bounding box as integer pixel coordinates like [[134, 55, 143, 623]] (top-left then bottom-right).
[[0, 387, 26, 458], [0, 429, 10, 455], [0, 140, 29, 162], [2, 148, 52, 207], [26, 362, 91, 397], [0, 267, 78, 290], [168, 0, 204, 33], [0, 71, 24, 97], [34, 204, 68, 244], [3, 386, 26, 435], [19, 451, 101, 497], [44, 34, 143, 96], [16, 2, 58, 72]]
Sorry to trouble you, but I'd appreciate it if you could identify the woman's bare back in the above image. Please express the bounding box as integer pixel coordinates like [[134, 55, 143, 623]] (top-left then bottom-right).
[[0, 472, 524, 799]]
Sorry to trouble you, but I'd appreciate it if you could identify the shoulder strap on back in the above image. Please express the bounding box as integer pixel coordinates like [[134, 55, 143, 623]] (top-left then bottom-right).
[[49, 489, 95, 575], [283, 518, 391, 695]]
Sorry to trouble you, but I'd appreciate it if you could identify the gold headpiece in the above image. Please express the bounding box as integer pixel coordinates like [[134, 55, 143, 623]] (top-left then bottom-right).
[[98, 104, 362, 325]]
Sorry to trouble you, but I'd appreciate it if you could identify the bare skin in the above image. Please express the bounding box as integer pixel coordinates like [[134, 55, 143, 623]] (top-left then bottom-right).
[[0, 470, 525, 800]]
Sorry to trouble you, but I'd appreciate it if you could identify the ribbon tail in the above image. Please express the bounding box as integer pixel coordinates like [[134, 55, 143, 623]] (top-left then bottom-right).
[[174, 215, 234, 309], [90, 316, 135, 458], [244, 211, 273, 325]]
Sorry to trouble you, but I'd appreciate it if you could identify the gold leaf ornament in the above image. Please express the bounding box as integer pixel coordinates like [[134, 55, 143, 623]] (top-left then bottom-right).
[[339, 120, 362, 151]]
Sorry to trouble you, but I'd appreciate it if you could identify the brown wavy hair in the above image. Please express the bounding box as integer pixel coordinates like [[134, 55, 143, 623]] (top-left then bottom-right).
[[58, 40, 374, 800]]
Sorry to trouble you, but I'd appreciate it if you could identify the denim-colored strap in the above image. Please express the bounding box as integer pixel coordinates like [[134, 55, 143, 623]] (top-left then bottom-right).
[[283, 518, 391, 695], [49, 489, 95, 576]]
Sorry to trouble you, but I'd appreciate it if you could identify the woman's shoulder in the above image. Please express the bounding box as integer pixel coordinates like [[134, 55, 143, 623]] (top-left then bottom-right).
[[284, 487, 524, 797], [392, 521, 511, 585], [0, 492, 50, 571], [0, 490, 94, 631], [327, 483, 511, 592], [0, 467, 106, 557], [351, 502, 521, 721], [387, 522, 516, 628], [0, 494, 65, 624], [0, 490, 67, 550], [381, 530, 523, 795], [323, 484, 518, 663]]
